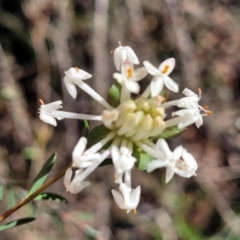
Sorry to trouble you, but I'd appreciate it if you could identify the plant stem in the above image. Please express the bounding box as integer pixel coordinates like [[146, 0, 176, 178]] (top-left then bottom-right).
[[0, 164, 71, 223]]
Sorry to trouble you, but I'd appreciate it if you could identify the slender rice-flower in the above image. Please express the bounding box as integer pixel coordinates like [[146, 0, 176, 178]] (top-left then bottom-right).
[[147, 139, 198, 183], [143, 58, 178, 97], [114, 42, 139, 71], [39, 44, 211, 213]]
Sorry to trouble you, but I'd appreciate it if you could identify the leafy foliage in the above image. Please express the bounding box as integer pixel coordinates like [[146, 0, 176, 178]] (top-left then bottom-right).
[[87, 124, 110, 148], [27, 153, 57, 196], [34, 192, 68, 203], [151, 126, 185, 141], [107, 81, 121, 107], [0, 218, 35, 232], [133, 146, 154, 171]]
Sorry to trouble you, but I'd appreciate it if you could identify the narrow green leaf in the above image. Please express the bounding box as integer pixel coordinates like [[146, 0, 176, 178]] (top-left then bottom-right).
[[83, 120, 89, 130], [0, 186, 3, 202], [27, 153, 57, 196], [87, 125, 110, 148], [0, 217, 35, 232], [34, 192, 68, 203], [151, 126, 185, 141], [6, 188, 16, 208], [107, 81, 121, 107], [133, 146, 154, 171]]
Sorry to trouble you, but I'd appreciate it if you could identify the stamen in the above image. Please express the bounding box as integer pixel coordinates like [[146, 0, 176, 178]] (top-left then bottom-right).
[[110, 50, 113, 53], [203, 105, 208, 109], [206, 111, 212, 115], [127, 68, 133, 78], [75, 67, 79, 71], [197, 88, 202, 94], [162, 65, 169, 74], [118, 41, 122, 46], [134, 208, 137, 214], [39, 99, 44, 105]]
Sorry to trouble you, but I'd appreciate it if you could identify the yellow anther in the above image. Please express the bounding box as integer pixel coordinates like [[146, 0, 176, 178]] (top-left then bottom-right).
[[206, 111, 212, 115], [39, 99, 44, 105], [75, 67, 79, 71], [134, 208, 137, 214], [197, 88, 202, 94], [162, 65, 169, 74], [203, 105, 208, 109], [127, 68, 133, 78]]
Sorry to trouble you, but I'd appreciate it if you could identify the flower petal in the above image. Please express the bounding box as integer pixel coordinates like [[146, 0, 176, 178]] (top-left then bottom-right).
[[156, 139, 172, 158], [40, 113, 57, 126], [126, 46, 139, 64], [111, 145, 120, 165], [114, 46, 124, 71], [63, 76, 77, 98], [172, 145, 183, 161], [159, 58, 175, 75], [112, 189, 124, 209], [150, 77, 164, 97], [126, 81, 140, 94], [182, 88, 198, 98], [130, 186, 141, 207], [143, 61, 160, 76], [72, 137, 87, 159], [42, 101, 63, 112], [195, 115, 203, 128], [147, 160, 168, 173], [113, 73, 124, 84], [65, 67, 92, 80], [69, 181, 91, 194], [132, 67, 148, 81], [162, 75, 179, 92], [165, 165, 175, 183], [63, 168, 72, 188]]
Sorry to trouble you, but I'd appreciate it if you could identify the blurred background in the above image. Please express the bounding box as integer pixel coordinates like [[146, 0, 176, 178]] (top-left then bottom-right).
[[1, 0, 240, 239]]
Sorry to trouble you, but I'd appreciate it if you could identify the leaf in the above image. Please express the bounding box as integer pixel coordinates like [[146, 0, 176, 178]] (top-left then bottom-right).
[[151, 126, 185, 141], [34, 192, 68, 203], [87, 125, 110, 148], [0, 217, 35, 232], [133, 146, 154, 171], [0, 186, 3, 202], [83, 120, 89, 130], [27, 153, 57, 196], [107, 81, 121, 107]]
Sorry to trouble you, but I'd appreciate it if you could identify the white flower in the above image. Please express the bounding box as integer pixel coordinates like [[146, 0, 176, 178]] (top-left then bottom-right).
[[147, 139, 197, 182], [111, 145, 136, 184], [176, 88, 201, 109], [143, 58, 178, 96], [72, 137, 101, 168], [64, 168, 91, 194], [114, 44, 139, 71], [39, 100, 63, 126], [172, 108, 203, 129], [175, 148, 198, 178], [112, 183, 141, 213], [63, 67, 92, 98], [113, 59, 147, 95]]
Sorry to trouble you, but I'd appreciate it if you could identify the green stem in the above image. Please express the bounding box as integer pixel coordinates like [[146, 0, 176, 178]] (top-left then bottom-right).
[[0, 163, 71, 223]]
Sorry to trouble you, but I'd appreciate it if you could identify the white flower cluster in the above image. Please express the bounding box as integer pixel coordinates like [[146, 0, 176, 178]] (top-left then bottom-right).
[[39, 43, 211, 213]]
